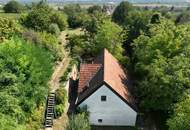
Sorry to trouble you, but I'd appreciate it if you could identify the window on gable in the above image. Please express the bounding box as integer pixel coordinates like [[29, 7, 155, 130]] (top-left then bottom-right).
[[101, 95, 106, 101], [98, 119, 102, 123]]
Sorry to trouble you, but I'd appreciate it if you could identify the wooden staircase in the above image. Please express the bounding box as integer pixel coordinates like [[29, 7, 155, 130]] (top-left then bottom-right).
[[44, 92, 56, 128]]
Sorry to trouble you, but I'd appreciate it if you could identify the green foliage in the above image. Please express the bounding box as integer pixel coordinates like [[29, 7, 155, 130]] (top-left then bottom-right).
[[94, 20, 125, 62], [55, 104, 64, 117], [50, 12, 67, 31], [167, 93, 190, 130], [56, 88, 67, 105], [63, 4, 85, 28], [132, 20, 190, 111], [22, 5, 52, 31], [0, 113, 25, 130], [176, 11, 190, 24], [65, 113, 91, 130], [67, 19, 126, 62], [60, 64, 72, 83], [55, 88, 67, 117], [0, 17, 21, 42], [48, 23, 60, 36], [88, 5, 102, 14], [112, 1, 134, 25], [22, 2, 67, 32], [112, 2, 153, 56], [66, 34, 92, 59], [83, 12, 108, 35], [67, 12, 86, 29], [123, 10, 153, 56], [3, 0, 25, 13], [22, 30, 64, 60], [63, 4, 82, 16], [0, 37, 54, 129]]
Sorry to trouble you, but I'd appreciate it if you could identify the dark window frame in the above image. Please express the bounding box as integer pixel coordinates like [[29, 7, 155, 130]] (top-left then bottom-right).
[[98, 119, 102, 123], [101, 95, 107, 101]]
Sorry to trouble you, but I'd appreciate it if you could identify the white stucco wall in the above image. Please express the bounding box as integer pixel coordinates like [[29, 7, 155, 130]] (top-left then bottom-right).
[[79, 84, 137, 126]]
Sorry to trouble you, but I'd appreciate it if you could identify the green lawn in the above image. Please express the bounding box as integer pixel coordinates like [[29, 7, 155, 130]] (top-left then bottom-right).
[[0, 12, 20, 19]]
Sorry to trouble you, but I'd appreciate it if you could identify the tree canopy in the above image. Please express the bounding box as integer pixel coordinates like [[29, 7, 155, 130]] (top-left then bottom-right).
[[3, 0, 25, 13], [112, 1, 134, 25], [132, 20, 190, 111]]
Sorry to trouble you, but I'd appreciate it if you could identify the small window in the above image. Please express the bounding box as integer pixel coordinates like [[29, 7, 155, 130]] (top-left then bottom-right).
[[101, 96, 106, 101], [98, 119, 102, 123]]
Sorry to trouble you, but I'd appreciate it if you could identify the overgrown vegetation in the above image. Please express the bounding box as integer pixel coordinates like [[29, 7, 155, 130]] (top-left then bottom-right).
[[0, 37, 54, 129], [55, 88, 67, 117], [65, 112, 91, 130]]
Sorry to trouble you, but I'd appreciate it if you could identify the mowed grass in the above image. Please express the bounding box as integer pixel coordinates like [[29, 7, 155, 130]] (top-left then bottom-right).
[[0, 12, 20, 20]]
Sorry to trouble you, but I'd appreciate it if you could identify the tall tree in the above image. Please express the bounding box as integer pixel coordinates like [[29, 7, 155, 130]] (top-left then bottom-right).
[[112, 1, 134, 25]]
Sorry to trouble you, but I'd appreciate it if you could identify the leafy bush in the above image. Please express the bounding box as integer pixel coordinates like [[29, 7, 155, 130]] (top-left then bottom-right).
[[0, 17, 21, 42], [56, 88, 67, 105], [65, 112, 91, 130], [55, 104, 64, 117], [48, 23, 60, 36], [22, 6, 52, 31], [3, 0, 25, 13], [55, 88, 67, 118]]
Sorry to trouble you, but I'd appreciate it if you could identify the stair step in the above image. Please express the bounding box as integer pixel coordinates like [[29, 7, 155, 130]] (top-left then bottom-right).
[[48, 104, 54, 106], [44, 93, 56, 128], [45, 125, 52, 128]]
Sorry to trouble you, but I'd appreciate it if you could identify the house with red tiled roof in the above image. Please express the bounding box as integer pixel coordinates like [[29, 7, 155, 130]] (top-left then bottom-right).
[[76, 49, 137, 126]]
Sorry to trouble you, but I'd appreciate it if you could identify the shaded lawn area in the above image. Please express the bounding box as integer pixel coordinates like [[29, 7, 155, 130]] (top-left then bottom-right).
[[91, 126, 138, 130]]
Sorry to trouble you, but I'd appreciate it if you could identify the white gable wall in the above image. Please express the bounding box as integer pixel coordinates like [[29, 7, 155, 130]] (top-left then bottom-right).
[[78, 84, 137, 126]]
